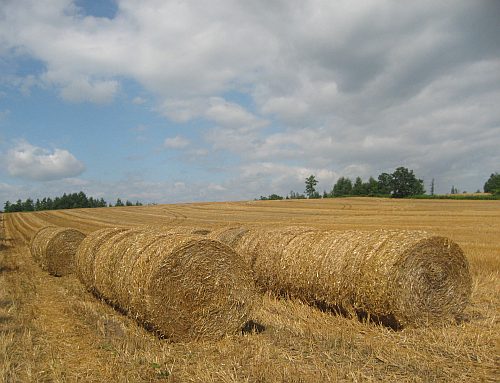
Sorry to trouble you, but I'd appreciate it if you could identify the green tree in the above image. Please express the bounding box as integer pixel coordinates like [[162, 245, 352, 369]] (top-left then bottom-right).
[[76, 191, 89, 208], [115, 198, 124, 207], [4, 201, 11, 213], [13, 200, 23, 212], [45, 197, 54, 210], [377, 173, 392, 195], [366, 177, 379, 196], [21, 198, 34, 211], [391, 167, 425, 198], [125, 200, 134, 206], [332, 177, 353, 196], [352, 177, 365, 196], [305, 175, 318, 199], [484, 173, 500, 194]]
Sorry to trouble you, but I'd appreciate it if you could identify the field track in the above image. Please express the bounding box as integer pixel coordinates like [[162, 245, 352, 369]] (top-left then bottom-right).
[[1, 198, 499, 382]]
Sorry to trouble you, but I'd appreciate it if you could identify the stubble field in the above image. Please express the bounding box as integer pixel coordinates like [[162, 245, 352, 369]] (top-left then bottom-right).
[[0, 198, 498, 382]]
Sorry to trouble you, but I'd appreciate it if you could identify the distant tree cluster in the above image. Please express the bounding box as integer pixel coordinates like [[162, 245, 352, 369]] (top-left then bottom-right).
[[325, 167, 425, 198], [272, 168, 497, 201], [258, 167, 426, 201], [258, 194, 284, 201], [3, 191, 143, 213], [258, 190, 306, 200], [288, 191, 306, 199], [484, 173, 500, 195]]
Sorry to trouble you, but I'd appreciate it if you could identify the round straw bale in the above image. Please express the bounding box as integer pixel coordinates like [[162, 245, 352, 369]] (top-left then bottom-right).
[[113, 230, 169, 309], [113, 226, 230, 310], [77, 228, 256, 341], [142, 237, 256, 341], [75, 227, 127, 291], [92, 228, 148, 305], [209, 226, 251, 250], [30, 226, 57, 264], [210, 226, 315, 282], [30, 226, 85, 276], [212, 226, 472, 327]]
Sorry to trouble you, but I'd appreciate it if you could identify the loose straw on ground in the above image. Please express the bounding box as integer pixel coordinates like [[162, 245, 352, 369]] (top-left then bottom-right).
[[75, 227, 256, 341]]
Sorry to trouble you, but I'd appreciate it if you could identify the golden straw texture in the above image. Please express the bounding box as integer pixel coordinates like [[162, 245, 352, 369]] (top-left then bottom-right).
[[30, 226, 86, 276], [29, 226, 56, 265], [75, 227, 127, 291], [117, 225, 211, 237], [211, 226, 472, 327], [75, 227, 256, 341], [165, 226, 212, 236]]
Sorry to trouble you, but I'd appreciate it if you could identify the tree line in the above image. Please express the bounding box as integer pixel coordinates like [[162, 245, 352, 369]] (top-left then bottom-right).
[[328, 167, 425, 198], [259, 168, 500, 200], [3, 191, 143, 213], [3, 171, 499, 211]]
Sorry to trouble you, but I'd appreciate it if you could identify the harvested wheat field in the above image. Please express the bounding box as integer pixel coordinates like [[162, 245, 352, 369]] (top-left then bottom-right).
[[1, 198, 499, 382]]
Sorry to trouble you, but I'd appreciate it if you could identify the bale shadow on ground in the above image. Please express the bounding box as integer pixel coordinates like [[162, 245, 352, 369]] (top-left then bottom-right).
[[0, 315, 12, 324], [271, 290, 404, 331], [314, 300, 403, 331], [241, 320, 266, 334], [0, 299, 15, 308], [0, 265, 19, 274]]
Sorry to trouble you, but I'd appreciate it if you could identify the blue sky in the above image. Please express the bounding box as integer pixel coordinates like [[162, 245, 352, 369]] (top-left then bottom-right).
[[0, 0, 499, 207]]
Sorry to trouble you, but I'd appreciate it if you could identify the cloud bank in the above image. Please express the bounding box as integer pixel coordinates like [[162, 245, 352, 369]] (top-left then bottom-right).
[[0, 0, 498, 202]]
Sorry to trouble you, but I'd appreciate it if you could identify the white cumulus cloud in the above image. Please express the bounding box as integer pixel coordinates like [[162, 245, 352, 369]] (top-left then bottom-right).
[[55, 76, 119, 104], [5, 141, 86, 181], [205, 97, 268, 131], [164, 135, 190, 149]]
